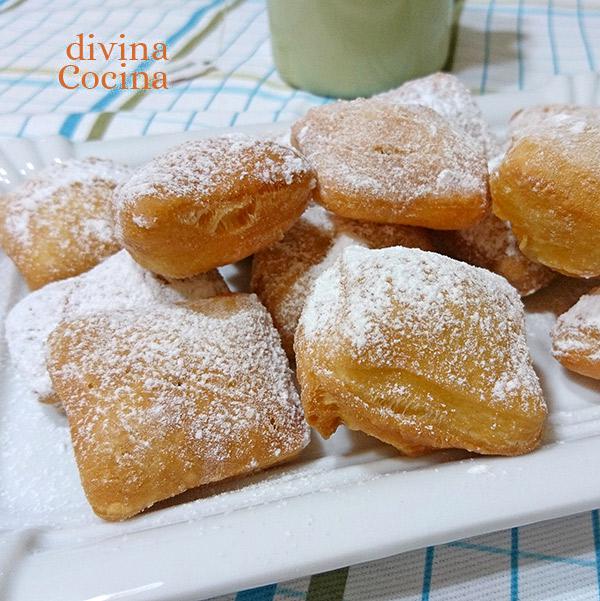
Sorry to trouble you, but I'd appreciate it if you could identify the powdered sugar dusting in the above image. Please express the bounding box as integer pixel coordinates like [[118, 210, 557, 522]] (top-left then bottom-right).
[[300, 246, 543, 414], [437, 212, 555, 296], [5, 250, 228, 403], [252, 203, 432, 355], [48, 295, 309, 515], [377, 72, 490, 155], [0, 157, 129, 248], [113, 134, 314, 221], [552, 286, 600, 362], [292, 99, 487, 209]]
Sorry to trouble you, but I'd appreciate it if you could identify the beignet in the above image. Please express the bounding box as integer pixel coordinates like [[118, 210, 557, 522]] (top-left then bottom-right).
[[0, 158, 130, 289], [114, 135, 315, 278], [291, 99, 489, 229], [5, 250, 227, 404], [436, 212, 555, 296], [251, 204, 433, 357], [47, 294, 309, 520], [295, 246, 546, 456], [552, 286, 600, 379], [491, 106, 600, 277]]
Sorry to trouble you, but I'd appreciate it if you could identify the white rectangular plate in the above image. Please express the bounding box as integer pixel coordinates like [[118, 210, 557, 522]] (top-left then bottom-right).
[[1, 73, 600, 601]]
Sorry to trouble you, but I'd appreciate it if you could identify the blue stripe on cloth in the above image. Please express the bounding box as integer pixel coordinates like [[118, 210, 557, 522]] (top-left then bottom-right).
[[10, 7, 131, 114], [165, 3, 265, 113], [203, 27, 269, 110], [16, 115, 31, 138], [592, 510, 600, 599], [59, 0, 226, 139], [517, 0, 525, 89], [547, 0, 560, 74], [577, 0, 596, 70], [183, 109, 198, 131], [48, 6, 162, 113], [235, 584, 277, 601], [273, 88, 298, 122], [421, 546, 435, 601], [480, 0, 496, 94], [230, 65, 276, 125], [449, 540, 596, 568], [511, 528, 519, 601]]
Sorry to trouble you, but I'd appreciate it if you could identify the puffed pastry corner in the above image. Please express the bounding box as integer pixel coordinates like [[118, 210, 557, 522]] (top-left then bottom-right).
[[552, 286, 600, 380], [47, 294, 309, 520], [295, 246, 547, 457], [5, 250, 227, 405]]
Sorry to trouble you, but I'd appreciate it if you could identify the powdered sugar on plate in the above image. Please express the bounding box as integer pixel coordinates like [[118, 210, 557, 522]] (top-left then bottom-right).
[[4, 250, 228, 403]]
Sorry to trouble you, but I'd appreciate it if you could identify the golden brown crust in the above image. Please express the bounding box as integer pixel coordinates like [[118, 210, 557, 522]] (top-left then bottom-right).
[[434, 212, 555, 296], [251, 204, 434, 357], [47, 294, 309, 520], [295, 246, 547, 457], [552, 286, 600, 379], [291, 99, 489, 229], [491, 106, 600, 278], [0, 158, 129, 289], [115, 136, 315, 278]]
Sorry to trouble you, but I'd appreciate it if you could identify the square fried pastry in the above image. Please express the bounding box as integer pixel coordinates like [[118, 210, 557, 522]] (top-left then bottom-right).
[[47, 294, 309, 520], [0, 158, 130, 289], [291, 98, 489, 229], [5, 250, 228, 405], [295, 246, 546, 457]]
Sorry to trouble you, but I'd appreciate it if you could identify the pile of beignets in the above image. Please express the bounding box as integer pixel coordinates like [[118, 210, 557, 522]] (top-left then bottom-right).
[[2, 73, 599, 521]]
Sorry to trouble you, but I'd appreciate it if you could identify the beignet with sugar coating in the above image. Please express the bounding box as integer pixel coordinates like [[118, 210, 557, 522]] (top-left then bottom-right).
[[291, 98, 489, 229], [435, 212, 555, 296], [47, 294, 309, 520], [114, 135, 315, 279], [251, 204, 433, 357], [491, 106, 600, 278], [552, 286, 600, 379], [295, 246, 546, 457], [0, 158, 130, 289], [5, 250, 227, 405]]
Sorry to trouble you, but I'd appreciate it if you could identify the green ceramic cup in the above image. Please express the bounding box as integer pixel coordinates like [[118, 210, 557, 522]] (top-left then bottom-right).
[[267, 0, 454, 99]]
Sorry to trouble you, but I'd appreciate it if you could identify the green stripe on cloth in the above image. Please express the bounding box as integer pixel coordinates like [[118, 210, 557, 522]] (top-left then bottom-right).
[[87, 0, 242, 141], [306, 567, 349, 601]]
